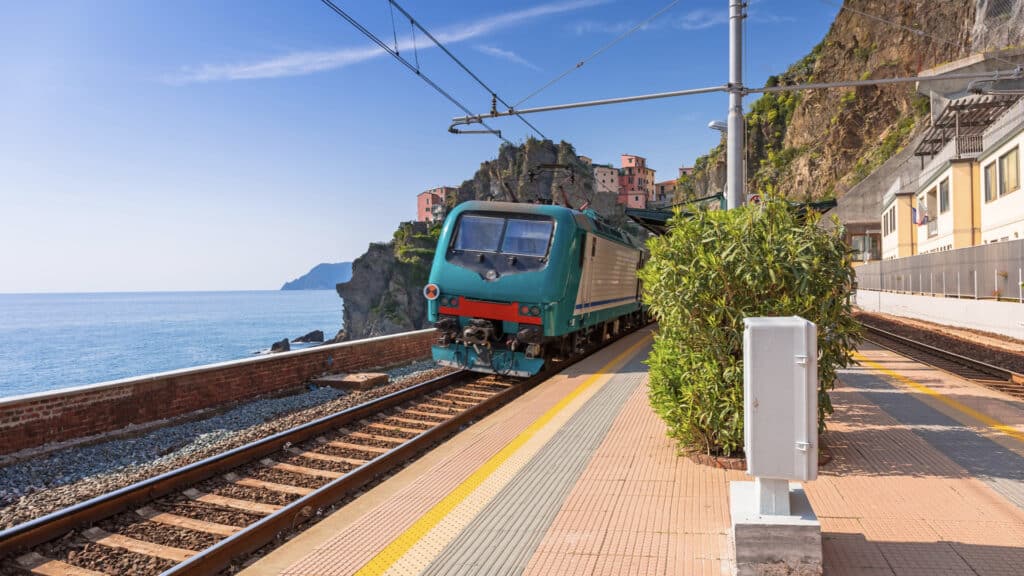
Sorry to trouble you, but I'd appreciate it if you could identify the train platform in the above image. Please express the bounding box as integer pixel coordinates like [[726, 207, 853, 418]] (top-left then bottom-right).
[[240, 328, 1024, 576]]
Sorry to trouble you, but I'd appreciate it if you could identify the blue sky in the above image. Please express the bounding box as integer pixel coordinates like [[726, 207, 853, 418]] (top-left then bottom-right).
[[0, 0, 840, 292]]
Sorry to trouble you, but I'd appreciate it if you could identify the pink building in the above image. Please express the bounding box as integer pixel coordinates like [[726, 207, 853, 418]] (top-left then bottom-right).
[[416, 186, 457, 223], [618, 154, 656, 208]]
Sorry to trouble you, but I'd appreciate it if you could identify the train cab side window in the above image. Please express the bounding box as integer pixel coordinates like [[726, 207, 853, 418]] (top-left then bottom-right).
[[454, 215, 505, 252]]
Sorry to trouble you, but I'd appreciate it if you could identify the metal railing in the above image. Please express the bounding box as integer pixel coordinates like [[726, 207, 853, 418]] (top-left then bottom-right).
[[957, 134, 984, 157], [855, 239, 1024, 301]]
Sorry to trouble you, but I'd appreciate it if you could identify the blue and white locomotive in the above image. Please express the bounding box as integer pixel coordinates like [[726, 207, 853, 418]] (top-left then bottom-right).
[[423, 201, 645, 376]]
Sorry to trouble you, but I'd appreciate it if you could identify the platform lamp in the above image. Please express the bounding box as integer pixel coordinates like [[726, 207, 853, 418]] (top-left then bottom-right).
[[707, 120, 729, 210]]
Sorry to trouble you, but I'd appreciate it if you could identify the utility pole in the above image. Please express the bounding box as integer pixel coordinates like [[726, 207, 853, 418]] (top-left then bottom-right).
[[727, 0, 746, 209]]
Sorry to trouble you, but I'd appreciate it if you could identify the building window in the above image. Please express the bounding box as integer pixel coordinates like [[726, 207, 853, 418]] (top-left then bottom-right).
[[999, 146, 1019, 197], [985, 162, 997, 202], [939, 178, 949, 213]]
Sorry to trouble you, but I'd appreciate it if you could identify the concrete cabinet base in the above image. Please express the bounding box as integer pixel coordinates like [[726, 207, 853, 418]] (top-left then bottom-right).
[[729, 481, 822, 576]]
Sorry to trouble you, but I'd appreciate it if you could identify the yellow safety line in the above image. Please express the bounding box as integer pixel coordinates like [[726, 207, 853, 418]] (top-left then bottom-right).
[[354, 332, 653, 576], [854, 351, 1024, 444]]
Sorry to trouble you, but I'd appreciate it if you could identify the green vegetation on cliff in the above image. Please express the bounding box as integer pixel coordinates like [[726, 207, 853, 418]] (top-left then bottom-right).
[[676, 0, 973, 203]]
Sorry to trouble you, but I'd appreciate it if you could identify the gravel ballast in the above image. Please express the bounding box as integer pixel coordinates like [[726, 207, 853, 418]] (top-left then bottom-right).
[[0, 360, 451, 529]]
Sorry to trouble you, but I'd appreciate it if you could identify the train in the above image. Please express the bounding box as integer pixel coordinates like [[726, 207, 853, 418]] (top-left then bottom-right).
[[423, 200, 646, 377]]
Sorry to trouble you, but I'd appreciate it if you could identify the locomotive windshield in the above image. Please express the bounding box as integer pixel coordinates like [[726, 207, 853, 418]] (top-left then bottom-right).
[[453, 214, 553, 257], [454, 215, 504, 252]]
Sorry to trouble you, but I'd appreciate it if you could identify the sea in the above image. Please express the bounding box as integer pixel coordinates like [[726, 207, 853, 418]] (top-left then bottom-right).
[[0, 290, 343, 399]]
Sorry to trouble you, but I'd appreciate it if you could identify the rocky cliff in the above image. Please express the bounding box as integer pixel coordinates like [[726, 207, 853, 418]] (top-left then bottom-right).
[[336, 139, 644, 341], [678, 0, 1023, 203]]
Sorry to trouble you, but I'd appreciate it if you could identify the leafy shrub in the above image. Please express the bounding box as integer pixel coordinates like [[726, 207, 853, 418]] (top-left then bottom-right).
[[640, 200, 861, 456]]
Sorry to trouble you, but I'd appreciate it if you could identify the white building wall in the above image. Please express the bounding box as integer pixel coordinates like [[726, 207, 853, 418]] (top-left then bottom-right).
[[855, 290, 1024, 340], [980, 130, 1024, 243]]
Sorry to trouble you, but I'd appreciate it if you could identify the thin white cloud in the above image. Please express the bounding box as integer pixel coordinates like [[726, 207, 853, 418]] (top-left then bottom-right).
[[166, 0, 608, 84], [750, 12, 796, 25], [571, 20, 637, 35], [675, 9, 728, 30], [475, 45, 542, 71], [570, 3, 792, 38]]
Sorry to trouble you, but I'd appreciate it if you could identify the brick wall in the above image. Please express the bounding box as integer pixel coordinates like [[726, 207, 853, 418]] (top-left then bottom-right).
[[0, 329, 436, 457]]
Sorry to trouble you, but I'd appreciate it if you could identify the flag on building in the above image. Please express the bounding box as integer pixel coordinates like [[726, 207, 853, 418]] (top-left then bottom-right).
[[912, 207, 927, 225]]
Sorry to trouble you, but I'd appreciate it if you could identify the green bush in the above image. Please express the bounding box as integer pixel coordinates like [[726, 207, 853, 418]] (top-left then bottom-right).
[[640, 200, 860, 456]]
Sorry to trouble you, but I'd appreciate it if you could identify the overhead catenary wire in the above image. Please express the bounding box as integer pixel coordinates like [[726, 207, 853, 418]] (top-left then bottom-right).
[[386, 0, 546, 140], [387, 0, 399, 54], [512, 0, 682, 109], [451, 67, 1023, 125], [319, 0, 511, 144]]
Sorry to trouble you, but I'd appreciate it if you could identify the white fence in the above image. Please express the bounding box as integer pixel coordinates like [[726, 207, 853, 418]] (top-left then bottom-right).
[[855, 239, 1024, 301]]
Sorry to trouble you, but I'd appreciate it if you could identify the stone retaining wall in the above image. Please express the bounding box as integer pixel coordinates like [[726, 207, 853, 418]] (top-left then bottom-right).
[[0, 329, 436, 456]]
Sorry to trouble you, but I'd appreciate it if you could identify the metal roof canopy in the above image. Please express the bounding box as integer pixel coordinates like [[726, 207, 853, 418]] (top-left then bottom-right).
[[913, 94, 1019, 156], [626, 199, 838, 236]]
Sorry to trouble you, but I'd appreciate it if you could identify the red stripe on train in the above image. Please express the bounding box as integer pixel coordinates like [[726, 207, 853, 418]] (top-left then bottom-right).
[[439, 296, 542, 325]]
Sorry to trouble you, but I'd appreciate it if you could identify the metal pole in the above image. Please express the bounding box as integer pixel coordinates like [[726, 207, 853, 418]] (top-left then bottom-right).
[[727, 0, 745, 210]]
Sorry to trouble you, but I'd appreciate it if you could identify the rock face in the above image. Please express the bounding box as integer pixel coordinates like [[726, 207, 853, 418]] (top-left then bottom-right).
[[281, 262, 353, 290], [973, 0, 1024, 50], [678, 0, 1019, 203], [270, 338, 290, 353], [337, 139, 647, 341], [337, 239, 429, 340]]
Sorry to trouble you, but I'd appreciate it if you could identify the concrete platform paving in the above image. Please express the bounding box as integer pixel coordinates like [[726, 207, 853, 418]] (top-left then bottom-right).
[[241, 336, 1024, 576]]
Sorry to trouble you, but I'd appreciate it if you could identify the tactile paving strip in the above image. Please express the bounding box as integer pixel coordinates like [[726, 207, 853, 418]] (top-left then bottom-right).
[[417, 362, 646, 575]]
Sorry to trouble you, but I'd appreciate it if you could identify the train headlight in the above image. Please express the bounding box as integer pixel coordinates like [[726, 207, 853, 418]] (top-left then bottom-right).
[[423, 283, 440, 301], [520, 305, 530, 315], [485, 269, 499, 281], [529, 305, 541, 316]]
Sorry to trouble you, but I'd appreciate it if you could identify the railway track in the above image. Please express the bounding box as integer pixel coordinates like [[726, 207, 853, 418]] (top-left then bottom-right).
[[860, 322, 1024, 399], [0, 368, 545, 576]]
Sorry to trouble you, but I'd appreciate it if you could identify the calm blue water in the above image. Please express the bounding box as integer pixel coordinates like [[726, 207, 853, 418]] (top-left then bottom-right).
[[0, 291, 343, 398]]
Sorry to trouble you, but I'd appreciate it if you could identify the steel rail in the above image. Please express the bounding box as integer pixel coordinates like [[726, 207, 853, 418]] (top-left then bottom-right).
[[0, 370, 474, 558], [162, 372, 536, 575], [860, 322, 1020, 383]]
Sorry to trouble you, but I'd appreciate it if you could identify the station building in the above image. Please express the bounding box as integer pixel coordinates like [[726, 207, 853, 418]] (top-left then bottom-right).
[[880, 94, 1021, 259]]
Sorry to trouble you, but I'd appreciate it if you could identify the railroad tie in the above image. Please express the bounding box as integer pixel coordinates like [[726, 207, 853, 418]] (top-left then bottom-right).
[[286, 445, 367, 465], [15, 552, 107, 576], [82, 527, 195, 562], [135, 506, 240, 537], [261, 458, 344, 479], [223, 471, 313, 496], [183, 488, 282, 515], [347, 430, 408, 444], [323, 440, 389, 454]]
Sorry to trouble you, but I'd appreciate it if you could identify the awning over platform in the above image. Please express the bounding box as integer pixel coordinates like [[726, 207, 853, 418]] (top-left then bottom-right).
[[626, 199, 838, 236]]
